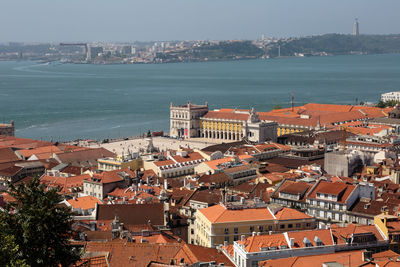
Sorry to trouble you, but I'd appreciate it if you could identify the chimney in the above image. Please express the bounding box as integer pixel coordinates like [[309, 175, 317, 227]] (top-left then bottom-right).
[[164, 179, 168, 190], [241, 235, 246, 242], [290, 238, 294, 247], [252, 232, 256, 236], [183, 177, 186, 187], [240, 197, 245, 204], [257, 232, 261, 236]]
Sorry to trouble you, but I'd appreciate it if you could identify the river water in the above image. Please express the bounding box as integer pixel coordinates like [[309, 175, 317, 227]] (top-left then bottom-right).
[[0, 54, 399, 141]]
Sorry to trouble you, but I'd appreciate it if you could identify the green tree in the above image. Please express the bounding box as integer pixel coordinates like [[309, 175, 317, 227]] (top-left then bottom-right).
[[0, 218, 28, 267], [376, 100, 386, 108], [0, 178, 80, 267]]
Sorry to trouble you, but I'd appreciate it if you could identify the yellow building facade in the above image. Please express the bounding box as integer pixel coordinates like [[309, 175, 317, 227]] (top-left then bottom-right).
[[194, 204, 315, 248], [98, 156, 142, 171], [200, 118, 244, 141]]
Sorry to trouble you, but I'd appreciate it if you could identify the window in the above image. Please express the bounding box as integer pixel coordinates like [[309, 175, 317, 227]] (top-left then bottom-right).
[[317, 201, 320, 207], [296, 223, 301, 228], [250, 226, 254, 232], [288, 224, 293, 229], [306, 223, 311, 227], [234, 227, 238, 234], [268, 226, 273, 231], [224, 236, 230, 242], [258, 226, 263, 232], [224, 228, 229, 234], [280, 224, 285, 229], [191, 229, 194, 234], [234, 235, 239, 241]]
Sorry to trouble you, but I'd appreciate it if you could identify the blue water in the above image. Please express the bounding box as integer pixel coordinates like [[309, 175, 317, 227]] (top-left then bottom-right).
[[1, 54, 400, 141]]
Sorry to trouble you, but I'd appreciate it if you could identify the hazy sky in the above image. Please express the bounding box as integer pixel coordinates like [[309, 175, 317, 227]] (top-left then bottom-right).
[[1, 0, 399, 42]]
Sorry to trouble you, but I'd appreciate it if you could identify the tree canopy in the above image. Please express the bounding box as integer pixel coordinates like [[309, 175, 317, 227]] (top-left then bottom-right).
[[0, 178, 80, 267]]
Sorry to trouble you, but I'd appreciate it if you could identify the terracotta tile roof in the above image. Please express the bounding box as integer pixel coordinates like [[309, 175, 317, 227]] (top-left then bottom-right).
[[89, 168, 134, 184], [223, 164, 252, 174], [0, 135, 54, 150], [201, 141, 247, 154], [266, 156, 325, 169], [204, 155, 251, 171], [287, 229, 334, 248], [0, 147, 19, 163], [258, 103, 391, 128], [67, 195, 103, 210], [315, 181, 348, 195], [386, 220, 400, 233], [75, 255, 108, 267], [264, 162, 290, 173], [331, 223, 385, 245], [173, 244, 234, 266], [60, 165, 87, 176], [55, 148, 115, 167], [308, 181, 356, 203], [262, 173, 286, 183], [259, 250, 365, 267], [173, 152, 204, 163], [349, 198, 400, 217], [1, 192, 17, 203], [272, 180, 313, 202], [106, 187, 138, 199], [372, 250, 400, 261], [255, 143, 291, 152], [96, 203, 165, 226], [202, 110, 250, 121], [17, 145, 61, 159], [198, 204, 274, 223], [0, 165, 23, 177], [154, 160, 176, 167], [40, 174, 89, 194], [198, 173, 231, 185], [273, 207, 312, 221], [238, 233, 288, 252], [185, 189, 222, 206], [232, 181, 272, 199], [84, 242, 183, 267]]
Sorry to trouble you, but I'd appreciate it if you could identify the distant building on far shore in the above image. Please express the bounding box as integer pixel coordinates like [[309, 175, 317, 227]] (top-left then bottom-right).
[[0, 121, 14, 136], [353, 18, 359, 36], [381, 91, 400, 102]]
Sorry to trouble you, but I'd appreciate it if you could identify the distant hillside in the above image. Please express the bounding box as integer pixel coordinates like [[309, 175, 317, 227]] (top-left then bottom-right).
[[268, 34, 400, 57], [157, 41, 264, 63]]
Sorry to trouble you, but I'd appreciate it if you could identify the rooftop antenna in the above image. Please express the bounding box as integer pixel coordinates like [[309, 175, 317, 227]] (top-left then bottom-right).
[[291, 91, 294, 112]]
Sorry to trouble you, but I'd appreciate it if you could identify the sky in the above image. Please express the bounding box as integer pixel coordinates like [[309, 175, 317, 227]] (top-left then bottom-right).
[[1, 0, 400, 42]]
